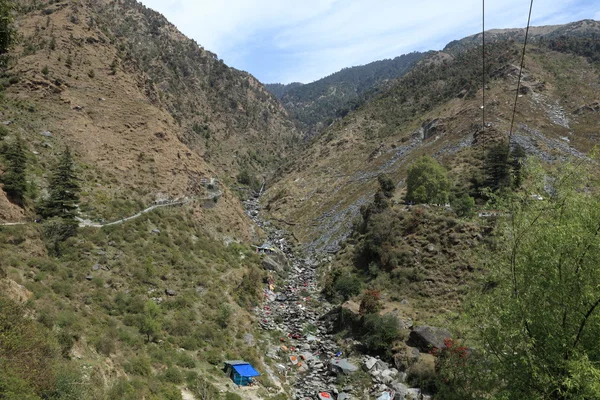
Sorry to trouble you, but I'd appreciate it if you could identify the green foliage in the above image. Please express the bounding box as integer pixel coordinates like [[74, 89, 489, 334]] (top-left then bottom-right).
[[377, 173, 395, 198], [38, 147, 80, 220], [225, 393, 243, 400], [0, 296, 59, 396], [1, 134, 27, 204], [41, 217, 79, 256], [482, 142, 526, 194], [360, 313, 400, 357], [406, 156, 450, 204], [406, 156, 450, 205], [333, 273, 361, 300], [450, 192, 475, 218], [0, 0, 16, 60], [216, 303, 233, 328], [42, 65, 49, 76], [461, 160, 600, 399], [139, 300, 161, 342]]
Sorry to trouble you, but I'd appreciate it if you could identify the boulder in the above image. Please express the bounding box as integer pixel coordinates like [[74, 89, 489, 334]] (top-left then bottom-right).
[[407, 325, 451, 352], [393, 346, 420, 371], [262, 255, 285, 273], [392, 382, 409, 400]]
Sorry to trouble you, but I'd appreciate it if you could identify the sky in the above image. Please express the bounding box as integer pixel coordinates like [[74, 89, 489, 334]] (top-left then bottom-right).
[[138, 0, 600, 84]]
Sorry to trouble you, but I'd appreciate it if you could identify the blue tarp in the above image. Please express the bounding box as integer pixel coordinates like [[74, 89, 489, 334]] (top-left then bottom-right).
[[233, 364, 260, 377]]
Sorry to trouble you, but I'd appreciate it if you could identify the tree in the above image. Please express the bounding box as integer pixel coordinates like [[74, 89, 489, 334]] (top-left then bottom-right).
[[450, 192, 475, 218], [38, 147, 80, 219], [0, 0, 16, 59], [462, 161, 600, 399], [405, 156, 450, 204], [1, 134, 27, 204], [139, 300, 161, 343], [377, 173, 396, 198]]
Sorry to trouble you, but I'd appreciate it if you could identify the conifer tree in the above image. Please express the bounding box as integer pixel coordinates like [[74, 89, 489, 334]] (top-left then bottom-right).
[[1, 134, 27, 204], [39, 147, 80, 219]]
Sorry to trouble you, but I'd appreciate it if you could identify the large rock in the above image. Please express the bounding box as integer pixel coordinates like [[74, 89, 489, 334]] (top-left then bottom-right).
[[393, 346, 420, 371], [392, 382, 409, 400], [262, 255, 285, 273], [407, 325, 451, 352]]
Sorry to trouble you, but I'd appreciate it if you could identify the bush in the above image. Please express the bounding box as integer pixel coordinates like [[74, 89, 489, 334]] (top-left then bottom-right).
[[333, 273, 361, 300], [124, 355, 152, 377], [360, 313, 400, 356]]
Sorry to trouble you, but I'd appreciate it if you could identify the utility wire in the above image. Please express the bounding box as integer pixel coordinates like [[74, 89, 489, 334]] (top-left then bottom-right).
[[508, 0, 535, 146], [482, 0, 486, 176]]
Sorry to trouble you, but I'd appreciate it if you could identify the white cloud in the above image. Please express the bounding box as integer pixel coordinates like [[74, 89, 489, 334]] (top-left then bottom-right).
[[139, 0, 600, 83]]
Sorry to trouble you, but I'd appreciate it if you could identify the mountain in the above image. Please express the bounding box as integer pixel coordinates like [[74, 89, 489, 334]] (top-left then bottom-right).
[[266, 52, 426, 134], [263, 20, 600, 254], [0, 1, 298, 398]]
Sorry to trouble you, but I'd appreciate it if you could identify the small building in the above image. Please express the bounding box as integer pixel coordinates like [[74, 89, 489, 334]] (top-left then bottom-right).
[[255, 243, 277, 255], [329, 358, 358, 375], [223, 360, 260, 386]]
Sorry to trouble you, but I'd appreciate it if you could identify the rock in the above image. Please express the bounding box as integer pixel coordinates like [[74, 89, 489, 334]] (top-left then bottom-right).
[[40, 131, 53, 137], [407, 325, 451, 352], [338, 393, 351, 400], [393, 346, 420, 371], [85, 275, 93, 281], [92, 264, 100, 271], [152, 228, 160, 234], [398, 318, 413, 330], [363, 356, 378, 371], [262, 255, 285, 273], [165, 289, 177, 296], [392, 382, 409, 399], [243, 333, 255, 346]]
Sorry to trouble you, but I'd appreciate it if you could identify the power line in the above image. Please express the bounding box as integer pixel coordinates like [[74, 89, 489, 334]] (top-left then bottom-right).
[[482, 0, 486, 175], [507, 0, 535, 146]]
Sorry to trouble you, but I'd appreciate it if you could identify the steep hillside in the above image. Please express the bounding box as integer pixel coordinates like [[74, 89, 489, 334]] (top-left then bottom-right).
[[263, 26, 600, 254], [266, 52, 425, 135], [0, 1, 294, 399], [18, 0, 300, 182]]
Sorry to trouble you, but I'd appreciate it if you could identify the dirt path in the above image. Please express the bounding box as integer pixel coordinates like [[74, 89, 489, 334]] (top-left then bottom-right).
[[0, 191, 221, 228]]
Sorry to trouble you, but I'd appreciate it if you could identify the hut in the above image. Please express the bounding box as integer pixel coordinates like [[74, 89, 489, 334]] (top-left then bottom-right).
[[223, 360, 260, 386], [255, 242, 277, 255]]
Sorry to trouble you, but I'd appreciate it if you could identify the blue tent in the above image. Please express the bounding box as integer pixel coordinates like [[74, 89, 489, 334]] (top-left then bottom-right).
[[223, 360, 260, 386]]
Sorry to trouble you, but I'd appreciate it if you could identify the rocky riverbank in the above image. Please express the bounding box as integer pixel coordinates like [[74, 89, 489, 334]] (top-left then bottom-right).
[[244, 196, 433, 400]]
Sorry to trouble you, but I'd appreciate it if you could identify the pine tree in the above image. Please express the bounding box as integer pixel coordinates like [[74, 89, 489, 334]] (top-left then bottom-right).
[[39, 147, 80, 219], [1, 134, 27, 204], [0, 0, 16, 59]]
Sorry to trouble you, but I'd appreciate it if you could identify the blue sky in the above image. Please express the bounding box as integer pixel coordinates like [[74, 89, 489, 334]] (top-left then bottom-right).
[[139, 0, 600, 84]]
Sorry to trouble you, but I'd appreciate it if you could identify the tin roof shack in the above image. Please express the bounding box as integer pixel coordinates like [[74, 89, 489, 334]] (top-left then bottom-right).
[[223, 360, 260, 386], [329, 358, 358, 376], [255, 243, 277, 254]]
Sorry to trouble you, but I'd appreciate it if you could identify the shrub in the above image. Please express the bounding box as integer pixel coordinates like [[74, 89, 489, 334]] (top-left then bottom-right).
[[360, 313, 400, 356], [124, 355, 152, 377], [333, 273, 361, 300], [41, 66, 49, 76], [359, 290, 382, 315]]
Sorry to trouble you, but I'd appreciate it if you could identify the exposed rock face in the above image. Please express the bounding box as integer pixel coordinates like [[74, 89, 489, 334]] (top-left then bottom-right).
[[407, 326, 452, 352]]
